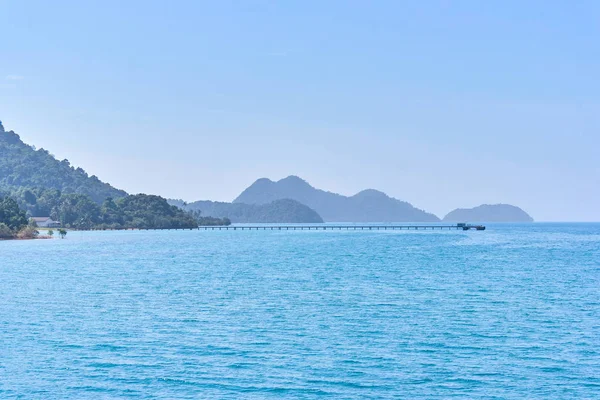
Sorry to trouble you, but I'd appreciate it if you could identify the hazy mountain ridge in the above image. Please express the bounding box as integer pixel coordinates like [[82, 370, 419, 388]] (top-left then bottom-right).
[[169, 198, 324, 223], [0, 121, 127, 203], [444, 204, 534, 222], [234, 176, 440, 222], [1, 121, 534, 225]]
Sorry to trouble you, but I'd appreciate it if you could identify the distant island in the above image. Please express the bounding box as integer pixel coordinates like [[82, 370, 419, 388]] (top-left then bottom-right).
[[443, 204, 534, 223], [233, 176, 440, 222], [1, 120, 536, 227], [170, 198, 324, 223]]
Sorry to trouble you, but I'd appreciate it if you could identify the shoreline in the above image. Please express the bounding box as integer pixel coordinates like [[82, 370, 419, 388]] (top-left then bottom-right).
[[0, 235, 53, 241]]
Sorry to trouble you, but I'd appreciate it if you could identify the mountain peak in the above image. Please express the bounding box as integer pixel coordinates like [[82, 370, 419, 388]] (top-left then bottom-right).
[[280, 175, 303, 181], [0, 120, 4, 133], [234, 175, 440, 222], [353, 189, 388, 199], [252, 177, 274, 185], [278, 175, 313, 188]]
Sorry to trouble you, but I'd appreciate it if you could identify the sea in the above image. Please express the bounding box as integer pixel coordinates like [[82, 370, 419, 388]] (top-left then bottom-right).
[[1, 223, 599, 399]]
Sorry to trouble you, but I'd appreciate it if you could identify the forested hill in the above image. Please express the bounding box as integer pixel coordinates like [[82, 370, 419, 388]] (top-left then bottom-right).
[[0, 121, 126, 203], [170, 198, 324, 223]]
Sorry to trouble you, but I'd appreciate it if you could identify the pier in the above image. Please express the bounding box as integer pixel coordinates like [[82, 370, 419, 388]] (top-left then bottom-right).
[[197, 224, 486, 231]]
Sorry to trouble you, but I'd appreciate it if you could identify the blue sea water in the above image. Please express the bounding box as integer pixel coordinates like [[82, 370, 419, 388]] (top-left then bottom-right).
[[1, 223, 599, 399]]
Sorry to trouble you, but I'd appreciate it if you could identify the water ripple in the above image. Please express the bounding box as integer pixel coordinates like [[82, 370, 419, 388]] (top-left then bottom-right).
[[1, 224, 599, 398]]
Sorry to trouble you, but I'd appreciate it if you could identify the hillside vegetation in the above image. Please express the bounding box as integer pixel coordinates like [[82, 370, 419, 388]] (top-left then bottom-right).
[[0, 121, 201, 230], [0, 196, 29, 238], [170, 198, 324, 223], [0, 121, 126, 203]]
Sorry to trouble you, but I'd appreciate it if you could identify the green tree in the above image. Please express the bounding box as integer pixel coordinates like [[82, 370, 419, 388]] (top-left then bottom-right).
[[0, 197, 28, 231], [0, 223, 13, 239], [116, 194, 197, 229], [23, 189, 37, 205], [100, 197, 124, 226], [51, 194, 101, 229]]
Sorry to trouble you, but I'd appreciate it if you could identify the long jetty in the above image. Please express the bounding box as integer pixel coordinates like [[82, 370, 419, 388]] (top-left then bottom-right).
[[197, 224, 485, 231]]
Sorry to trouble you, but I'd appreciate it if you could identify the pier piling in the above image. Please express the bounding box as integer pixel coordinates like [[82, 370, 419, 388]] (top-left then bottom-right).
[[195, 224, 485, 231]]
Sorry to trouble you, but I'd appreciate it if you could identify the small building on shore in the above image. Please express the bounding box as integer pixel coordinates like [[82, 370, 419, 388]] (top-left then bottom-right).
[[31, 217, 61, 228]]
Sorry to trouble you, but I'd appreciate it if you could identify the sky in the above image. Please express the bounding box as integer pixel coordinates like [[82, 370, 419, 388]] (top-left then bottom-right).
[[1, 0, 599, 221]]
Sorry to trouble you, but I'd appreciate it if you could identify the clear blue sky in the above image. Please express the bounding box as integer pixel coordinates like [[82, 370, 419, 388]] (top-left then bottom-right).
[[1, 0, 599, 221]]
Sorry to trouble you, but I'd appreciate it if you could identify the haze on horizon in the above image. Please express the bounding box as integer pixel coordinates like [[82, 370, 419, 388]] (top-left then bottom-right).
[[1, 1, 599, 221]]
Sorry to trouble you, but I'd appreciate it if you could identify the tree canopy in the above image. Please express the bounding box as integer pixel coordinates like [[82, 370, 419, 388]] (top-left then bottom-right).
[[49, 193, 199, 230], [172, 198, 324, 223], [0, 196, 29, 238], [0, 125, 126, 203], [0, 123, 201, 231]]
